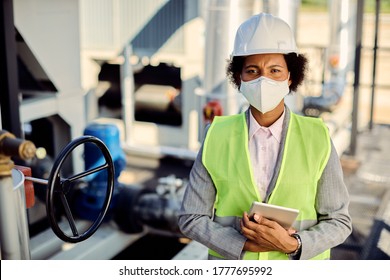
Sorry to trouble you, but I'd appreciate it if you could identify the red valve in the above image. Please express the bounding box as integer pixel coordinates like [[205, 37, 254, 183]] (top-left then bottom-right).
[[203, 100, 223, 124], [14, 165, 35, 209]]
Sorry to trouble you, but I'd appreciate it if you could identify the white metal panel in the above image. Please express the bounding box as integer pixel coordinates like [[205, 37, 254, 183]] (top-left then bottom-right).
[[80, 0, 174, 55], [14, 0, 82, 92], [80, 0, 115, 50]]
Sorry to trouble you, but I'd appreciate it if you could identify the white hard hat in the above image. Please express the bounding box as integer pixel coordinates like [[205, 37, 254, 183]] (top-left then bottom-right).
[[231, 13, 298, 57]]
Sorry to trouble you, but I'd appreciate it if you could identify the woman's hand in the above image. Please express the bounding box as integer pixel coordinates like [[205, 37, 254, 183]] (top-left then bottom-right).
[[240, 212, 298, 254]]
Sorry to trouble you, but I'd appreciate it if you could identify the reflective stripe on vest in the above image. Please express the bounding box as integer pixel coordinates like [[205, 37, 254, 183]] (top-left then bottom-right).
[[202, 112, 331, 260]]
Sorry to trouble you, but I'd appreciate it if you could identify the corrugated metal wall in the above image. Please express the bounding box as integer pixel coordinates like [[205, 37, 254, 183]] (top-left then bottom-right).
[[80, 0, 188, 57]]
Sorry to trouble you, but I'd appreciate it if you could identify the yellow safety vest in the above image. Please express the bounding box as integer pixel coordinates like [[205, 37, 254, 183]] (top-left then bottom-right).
[[202, 112, 331, 260]]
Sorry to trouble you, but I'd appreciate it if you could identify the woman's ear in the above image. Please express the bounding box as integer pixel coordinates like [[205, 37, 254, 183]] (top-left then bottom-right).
[[234, 73, 242, 89]]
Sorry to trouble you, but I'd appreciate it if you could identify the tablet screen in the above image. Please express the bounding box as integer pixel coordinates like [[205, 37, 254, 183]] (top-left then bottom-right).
[[248, 202, 299, 229]]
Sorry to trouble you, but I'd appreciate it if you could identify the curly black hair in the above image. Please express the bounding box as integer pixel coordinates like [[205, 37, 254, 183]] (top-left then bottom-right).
[[226, 53, 308, 93]]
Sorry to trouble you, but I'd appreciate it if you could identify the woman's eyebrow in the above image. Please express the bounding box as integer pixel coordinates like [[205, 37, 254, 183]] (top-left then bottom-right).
[[243, 64, 285, 69], [243, 64, 260, 69], [267, 64, 285, 69]]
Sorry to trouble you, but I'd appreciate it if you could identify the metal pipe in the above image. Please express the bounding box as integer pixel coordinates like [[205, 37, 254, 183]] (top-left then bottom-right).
[[24, 176, 48, 185], [0, 169, 32, 259], [349, 0, 364, 156], [0, 130, 36, 259], [201, 0, 255, 134], [369, 0, 380, 130], [121, 44, 135, 145], [0, 175, 23, 259], [12, 169, 31, 259]]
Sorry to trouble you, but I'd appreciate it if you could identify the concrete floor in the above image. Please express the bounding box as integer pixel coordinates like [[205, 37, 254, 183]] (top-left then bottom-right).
[[332, 124, 390, 259]]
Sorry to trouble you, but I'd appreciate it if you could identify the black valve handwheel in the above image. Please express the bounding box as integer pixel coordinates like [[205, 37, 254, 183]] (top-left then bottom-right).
[[46, 135, 114, 243]]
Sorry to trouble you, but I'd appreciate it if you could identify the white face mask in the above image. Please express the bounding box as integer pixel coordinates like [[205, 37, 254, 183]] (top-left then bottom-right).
[[239, 74, 290, 113]]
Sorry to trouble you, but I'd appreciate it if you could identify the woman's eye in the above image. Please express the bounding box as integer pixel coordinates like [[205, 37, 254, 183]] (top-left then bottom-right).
[[246, 69, 257, 74]]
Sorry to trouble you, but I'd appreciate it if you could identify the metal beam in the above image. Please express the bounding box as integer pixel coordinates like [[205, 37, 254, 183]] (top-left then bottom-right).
[[369, 0, 381, 130], [0, 0, 21, 137], [349, 0, 364, 156]]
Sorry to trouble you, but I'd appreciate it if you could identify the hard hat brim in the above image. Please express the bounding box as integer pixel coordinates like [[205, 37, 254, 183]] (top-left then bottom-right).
[[231, 49, 299, 57]]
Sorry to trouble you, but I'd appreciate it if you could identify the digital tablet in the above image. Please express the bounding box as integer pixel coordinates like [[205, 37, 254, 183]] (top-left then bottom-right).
[[248, 202, 299, 229]]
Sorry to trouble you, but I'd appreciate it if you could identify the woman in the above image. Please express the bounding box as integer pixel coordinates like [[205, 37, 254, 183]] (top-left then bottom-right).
[[178, 12, 352, 260]]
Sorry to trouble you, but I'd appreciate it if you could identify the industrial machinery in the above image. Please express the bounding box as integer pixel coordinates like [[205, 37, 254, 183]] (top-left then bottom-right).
[[0, 129, 116, 259], [302, 0, 357, 117], [0, 124, 189, 260]]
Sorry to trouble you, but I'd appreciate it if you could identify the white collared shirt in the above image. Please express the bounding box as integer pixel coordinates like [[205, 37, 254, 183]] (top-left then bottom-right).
[[248, 109, 285, 200]]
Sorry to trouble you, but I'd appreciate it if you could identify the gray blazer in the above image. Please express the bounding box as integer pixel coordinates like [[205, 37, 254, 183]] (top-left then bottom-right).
[[178, 107, 352, 260]]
